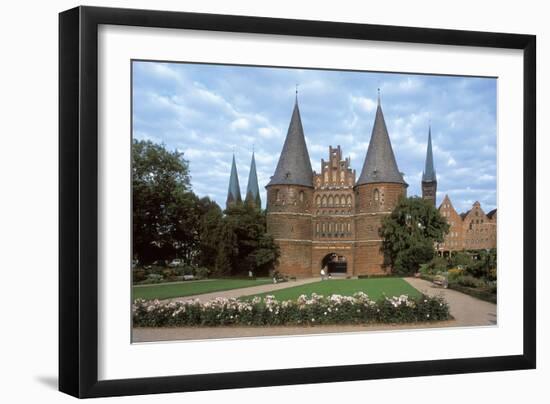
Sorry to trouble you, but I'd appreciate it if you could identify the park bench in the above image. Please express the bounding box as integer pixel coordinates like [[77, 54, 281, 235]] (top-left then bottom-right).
[[432, 275, 448, 288]]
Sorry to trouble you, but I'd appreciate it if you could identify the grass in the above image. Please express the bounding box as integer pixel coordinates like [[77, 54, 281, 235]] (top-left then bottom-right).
[[241, 278, 422, 301], [133, 278, 272, 301]]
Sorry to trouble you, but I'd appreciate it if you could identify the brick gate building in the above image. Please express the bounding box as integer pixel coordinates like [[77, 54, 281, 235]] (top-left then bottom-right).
[[264, 95, 407, 277]]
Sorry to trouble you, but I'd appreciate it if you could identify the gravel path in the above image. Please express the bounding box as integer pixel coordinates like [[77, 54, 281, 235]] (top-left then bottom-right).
[[133, 321, 456, 342], [403, 277, 497, 327], [134, 276, 496, 342], [162, 277, 320, 303]]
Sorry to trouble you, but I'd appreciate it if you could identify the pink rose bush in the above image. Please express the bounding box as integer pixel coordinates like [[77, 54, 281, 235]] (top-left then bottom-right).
[[133, 292, 450, 327]]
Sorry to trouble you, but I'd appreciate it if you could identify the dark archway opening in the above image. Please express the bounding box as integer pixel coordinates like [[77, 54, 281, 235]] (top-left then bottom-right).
[[321, 253, 347, 274]]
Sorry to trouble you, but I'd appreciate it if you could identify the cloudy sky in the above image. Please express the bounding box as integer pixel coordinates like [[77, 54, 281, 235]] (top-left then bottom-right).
[[132, 61, 497, 214]]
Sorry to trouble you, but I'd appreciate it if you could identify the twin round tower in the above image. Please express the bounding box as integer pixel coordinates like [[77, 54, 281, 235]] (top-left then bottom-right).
[[227, 92, 437, 277]]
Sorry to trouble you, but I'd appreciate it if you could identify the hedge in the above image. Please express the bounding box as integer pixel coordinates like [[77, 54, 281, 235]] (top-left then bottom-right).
[[448, 284, 497, 304], [133, 293, 450, 327]]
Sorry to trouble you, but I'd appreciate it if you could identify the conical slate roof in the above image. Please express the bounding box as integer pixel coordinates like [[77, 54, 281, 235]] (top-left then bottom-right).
[[357, 100, 406, 186], [422, 126, 437, 182], [226, 154, 242, 206], [267, 100, 313, 188], [245, 152, 261, 207]]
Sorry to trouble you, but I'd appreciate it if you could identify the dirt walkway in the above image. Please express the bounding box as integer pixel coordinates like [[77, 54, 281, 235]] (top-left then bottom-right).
[[163, 277, 320, 303], [134, 276, 496, 342], [133, 320, 457, 342], [403, 277, 497, 327]]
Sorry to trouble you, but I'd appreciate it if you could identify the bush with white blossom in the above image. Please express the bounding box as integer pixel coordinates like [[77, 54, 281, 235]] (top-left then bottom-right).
[[133, 292, 450, 327]]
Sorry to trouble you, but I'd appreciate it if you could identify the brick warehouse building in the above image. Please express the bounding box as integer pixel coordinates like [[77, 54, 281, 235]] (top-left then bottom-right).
[[227, 95, 497, 277]]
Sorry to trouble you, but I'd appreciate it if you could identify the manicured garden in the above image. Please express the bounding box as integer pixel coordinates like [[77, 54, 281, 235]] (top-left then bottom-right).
[[240, 278, 422, 301], [132, 278, 272, 301], [133, 292, 449, 327], [132, 277, 451, 327], [419, 249, 497, 303]]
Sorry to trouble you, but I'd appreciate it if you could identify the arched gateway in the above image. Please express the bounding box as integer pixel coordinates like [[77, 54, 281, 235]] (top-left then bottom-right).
[[321, 253, 348, 274]]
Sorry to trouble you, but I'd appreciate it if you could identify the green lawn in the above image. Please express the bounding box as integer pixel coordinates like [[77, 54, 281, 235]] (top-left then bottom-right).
[[241, 278, 421, 301], [133, 278, 272, 301]]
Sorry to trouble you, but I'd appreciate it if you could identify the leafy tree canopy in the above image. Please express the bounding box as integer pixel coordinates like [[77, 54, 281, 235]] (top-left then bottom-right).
[[379, 197, 450, 274], [133, 139, 197, 264]]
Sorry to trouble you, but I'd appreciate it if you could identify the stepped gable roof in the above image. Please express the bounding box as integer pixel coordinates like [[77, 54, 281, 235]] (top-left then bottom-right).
[[356, 96, 407, 186], [267, 99, 313, 188]]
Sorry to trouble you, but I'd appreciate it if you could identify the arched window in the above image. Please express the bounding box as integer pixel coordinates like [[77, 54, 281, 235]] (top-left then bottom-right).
[[321, 196, 327, 207], [316, 223, 320, 234], [340, 171, 345, 182], [335, 196, 340, 206], [347, 223, 351, 232], [328, 196, 334, 206], [299, 191, 304, 203], [322, 223, 326, 233], [347, 195, 352, 206], [316, 195, 321, 206], [275, 189, 281, 201], [373, 188, 380, 202]]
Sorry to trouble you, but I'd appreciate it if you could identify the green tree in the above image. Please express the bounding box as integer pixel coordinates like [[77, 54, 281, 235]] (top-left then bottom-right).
[[132, 139, 198, 264], [196, 197, 225, 270], [379, 197, 450, 274], [215, 204, 280, 276]]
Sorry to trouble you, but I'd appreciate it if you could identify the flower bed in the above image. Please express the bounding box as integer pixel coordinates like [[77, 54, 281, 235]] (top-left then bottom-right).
[[133, 293, 450, 327]]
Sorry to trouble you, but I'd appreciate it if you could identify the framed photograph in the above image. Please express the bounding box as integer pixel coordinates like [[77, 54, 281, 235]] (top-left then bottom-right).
[[59, 6, 536, 398]]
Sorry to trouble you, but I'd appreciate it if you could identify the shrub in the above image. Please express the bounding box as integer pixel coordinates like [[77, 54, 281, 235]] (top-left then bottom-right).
[[447, 267, 464, 281], [421, 256, 449, 275], [132, 293, 450, 327], [142, 273, 163, 284], [133, 269, 146, 283], [357, 273, 398, 279], [452, 275, 485, 288], [194, 266, 210, 279]]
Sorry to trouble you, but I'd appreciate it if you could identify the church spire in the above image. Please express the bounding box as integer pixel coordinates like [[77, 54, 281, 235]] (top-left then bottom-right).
[[421, 125, 437, 206], [226, 154, 242, 208], [267, 97, 313, 188], [245, 151, 261, 208], [356, 94, 406, 186], [422, 125, 436, 182]]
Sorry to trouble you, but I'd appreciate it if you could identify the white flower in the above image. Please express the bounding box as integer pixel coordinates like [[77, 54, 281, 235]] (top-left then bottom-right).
[[426, 314, 430, 318], [311, 318, 315, 322]]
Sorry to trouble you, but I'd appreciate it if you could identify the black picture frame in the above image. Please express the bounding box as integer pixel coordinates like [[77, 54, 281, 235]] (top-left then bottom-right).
[[59, 5, 536, 398]]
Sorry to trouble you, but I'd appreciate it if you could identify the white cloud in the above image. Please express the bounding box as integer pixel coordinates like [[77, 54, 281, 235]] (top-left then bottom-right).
[[230, 118, 250, 131], [351, 96, 377, 112]]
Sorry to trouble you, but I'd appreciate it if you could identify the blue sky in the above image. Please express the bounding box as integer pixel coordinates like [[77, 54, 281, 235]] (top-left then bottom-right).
[[132, 61, 497, 214]]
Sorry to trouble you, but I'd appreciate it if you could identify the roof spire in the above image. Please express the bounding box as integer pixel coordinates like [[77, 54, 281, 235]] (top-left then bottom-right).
[[295, 83, 299, 104], [245, 150, 261, 208], [422, 125, 437, 182], [267, 98, 313, 188], [356, 94, 406, 186], [377, 88, 381, 106], [226, 154, 242, 208]]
